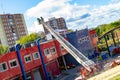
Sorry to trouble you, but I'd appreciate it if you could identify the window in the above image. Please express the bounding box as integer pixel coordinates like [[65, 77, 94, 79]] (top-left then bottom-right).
[[33, 52, 40, 60], [8, 15, 13, 18], [79, 39, 82, 43], [24, 55, 32, 63], [26, 73, 32, 80], [44, 48, 50, 56], [50, 47, 56, 54], [9, 22, 13, 25], [87, 36, 89, 40], [9, 59, 18, 68], [78, 36, 89, 43], [0, 62, 8, 72]]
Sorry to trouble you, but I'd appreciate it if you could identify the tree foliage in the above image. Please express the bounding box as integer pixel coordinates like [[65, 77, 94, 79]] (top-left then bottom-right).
[[95, 20, 120, 37], [17, 33, 40, 45], [0, 45, 8, 55]]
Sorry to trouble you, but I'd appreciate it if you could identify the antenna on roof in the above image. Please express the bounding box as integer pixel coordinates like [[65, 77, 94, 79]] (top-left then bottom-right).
[[1, 1, 5, 14]]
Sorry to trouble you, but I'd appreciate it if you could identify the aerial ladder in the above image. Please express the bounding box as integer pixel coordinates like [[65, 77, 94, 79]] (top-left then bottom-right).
[[37, 17, 95, 71]]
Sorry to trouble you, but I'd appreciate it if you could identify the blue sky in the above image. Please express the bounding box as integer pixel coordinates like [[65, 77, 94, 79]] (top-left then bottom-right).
[[0, 0, 40, 13], [0, 0, 120, 33]]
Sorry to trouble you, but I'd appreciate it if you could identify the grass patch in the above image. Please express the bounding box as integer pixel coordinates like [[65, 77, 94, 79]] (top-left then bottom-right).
[[109, 74, 120, 80]]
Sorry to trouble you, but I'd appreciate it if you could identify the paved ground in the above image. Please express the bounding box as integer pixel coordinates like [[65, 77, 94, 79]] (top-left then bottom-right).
[[88, 65, 120, 80], [53, 65, 120, 80], [53, 66, 81, 80], [53, 54, 120, 80]]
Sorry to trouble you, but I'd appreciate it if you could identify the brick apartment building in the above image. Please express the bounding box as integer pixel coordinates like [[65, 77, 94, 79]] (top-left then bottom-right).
[[43, 17, 67, 34], [0, 14, 28, 47]]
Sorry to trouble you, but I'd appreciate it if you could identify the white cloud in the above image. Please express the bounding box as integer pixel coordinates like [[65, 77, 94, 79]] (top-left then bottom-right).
[[28, 21, 44, 34], [26, 0, 71, 19], [111, 0, 119, 3], [87, 2, 120, 27], [25, 0, 120, 32]]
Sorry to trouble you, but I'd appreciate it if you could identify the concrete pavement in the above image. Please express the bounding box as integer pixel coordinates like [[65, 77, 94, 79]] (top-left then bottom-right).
[[53, 66, 81, 80], [88, 65, 120, 80]]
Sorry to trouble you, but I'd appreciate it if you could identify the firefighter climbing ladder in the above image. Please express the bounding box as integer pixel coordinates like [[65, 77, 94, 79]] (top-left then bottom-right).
[[37, 17, 95, 71]]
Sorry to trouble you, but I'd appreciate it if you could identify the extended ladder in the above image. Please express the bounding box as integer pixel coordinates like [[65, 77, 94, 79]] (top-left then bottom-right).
[[37, 17, 95, 71]]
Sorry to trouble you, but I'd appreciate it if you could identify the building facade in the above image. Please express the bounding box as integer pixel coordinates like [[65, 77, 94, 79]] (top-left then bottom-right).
[[0, 14, 28, 47], [67, 29, 97, 57], [89, 29, 98, 48], [44, 17, 67, 34], [0, 39, 69, 80]]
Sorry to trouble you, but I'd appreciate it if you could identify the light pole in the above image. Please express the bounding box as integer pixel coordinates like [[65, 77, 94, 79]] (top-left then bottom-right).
[[15, 44, 27, 80], [36, 38, 49, 80]]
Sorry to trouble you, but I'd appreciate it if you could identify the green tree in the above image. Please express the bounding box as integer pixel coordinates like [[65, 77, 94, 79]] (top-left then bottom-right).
[[17, 33, 40, 45], [0, 45, 8, 55], [95, 27, 100, 36], [110, 20, 120, 28], [95, 20, 120, 37], [28, 33, 39, 42]]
